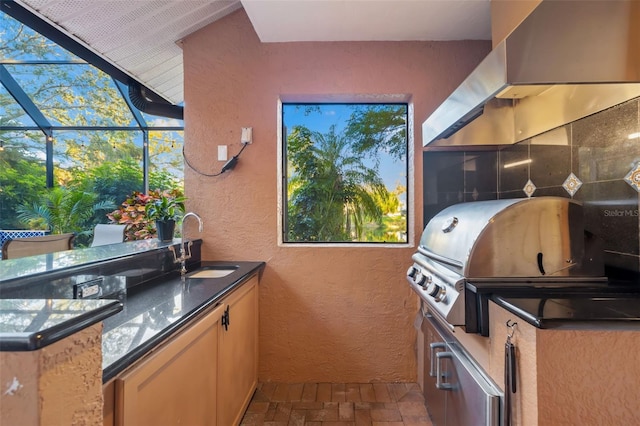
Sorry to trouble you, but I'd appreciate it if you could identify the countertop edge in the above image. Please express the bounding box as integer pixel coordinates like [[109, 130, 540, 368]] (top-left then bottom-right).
[[491, 295, 640, 330], [0, 299, 123, 351]]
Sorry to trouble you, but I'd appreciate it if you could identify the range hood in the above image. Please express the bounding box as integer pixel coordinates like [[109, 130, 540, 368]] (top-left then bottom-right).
[[423, 0, 640, 147]]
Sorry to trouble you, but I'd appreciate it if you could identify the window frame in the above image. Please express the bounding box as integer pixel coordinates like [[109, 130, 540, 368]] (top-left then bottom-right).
[[277, 98, 414, 247]]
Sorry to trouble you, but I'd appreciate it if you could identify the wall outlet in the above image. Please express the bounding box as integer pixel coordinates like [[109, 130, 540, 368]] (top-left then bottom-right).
[[218, 145, 228, 161], [241, 127, 253, 144]]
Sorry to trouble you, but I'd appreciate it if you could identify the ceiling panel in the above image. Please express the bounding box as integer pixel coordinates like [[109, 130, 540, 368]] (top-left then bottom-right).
[[241, 0, 491, 42]]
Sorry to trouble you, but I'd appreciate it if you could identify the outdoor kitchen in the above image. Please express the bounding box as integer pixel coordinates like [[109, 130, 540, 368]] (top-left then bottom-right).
[[1, 0, 640, 425]]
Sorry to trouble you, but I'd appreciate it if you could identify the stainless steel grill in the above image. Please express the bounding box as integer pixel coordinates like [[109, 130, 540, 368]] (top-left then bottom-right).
[[407, 197, 606, 335]]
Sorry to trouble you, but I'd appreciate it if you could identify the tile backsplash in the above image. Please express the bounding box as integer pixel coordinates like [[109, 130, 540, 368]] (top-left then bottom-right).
[[423, 97, 640, 283]]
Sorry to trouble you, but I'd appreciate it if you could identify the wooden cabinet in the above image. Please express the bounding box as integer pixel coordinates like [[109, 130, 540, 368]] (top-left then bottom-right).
[[217, 276, 259, 426], [115, 303, 224, 426], [106, 275, 259, 426], [103, 381, 115, 426]]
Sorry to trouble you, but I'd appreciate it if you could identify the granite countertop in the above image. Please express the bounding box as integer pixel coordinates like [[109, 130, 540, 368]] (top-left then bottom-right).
[[0, 298, 123, 351], [101, 260, 265, 382], [0, 239, 182, 283], [492, 293, 640, 329]]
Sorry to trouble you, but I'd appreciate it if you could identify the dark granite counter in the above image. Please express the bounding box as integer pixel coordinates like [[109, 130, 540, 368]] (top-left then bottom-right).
[[0, 239, 202, 300], [492, 293, 640, 329], [0, 298, 123, 351], [0, 239, 190, 284], [101, 260, 264, 382]]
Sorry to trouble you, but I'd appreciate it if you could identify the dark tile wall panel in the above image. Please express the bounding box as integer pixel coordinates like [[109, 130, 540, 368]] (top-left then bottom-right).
[[422, 151, 497, 227], [529, 143, 571, 189], [498, 143, 530, 192]]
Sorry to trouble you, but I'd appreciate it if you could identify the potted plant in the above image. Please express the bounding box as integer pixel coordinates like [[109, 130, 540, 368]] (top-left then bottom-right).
[[144, 189, 186, 242]]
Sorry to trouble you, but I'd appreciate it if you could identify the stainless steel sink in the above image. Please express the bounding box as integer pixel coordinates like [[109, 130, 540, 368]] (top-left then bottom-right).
[[189, 266, 238, 279]]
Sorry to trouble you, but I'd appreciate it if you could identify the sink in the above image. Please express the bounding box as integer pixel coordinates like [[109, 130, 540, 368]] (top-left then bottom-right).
[[189, 266, 238, 279]]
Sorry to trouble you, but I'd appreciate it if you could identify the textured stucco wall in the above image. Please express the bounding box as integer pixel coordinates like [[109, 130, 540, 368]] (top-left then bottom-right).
[[0, 323, 104, 426], [182, 9, 490, 382], [536, 330, 640, 425]]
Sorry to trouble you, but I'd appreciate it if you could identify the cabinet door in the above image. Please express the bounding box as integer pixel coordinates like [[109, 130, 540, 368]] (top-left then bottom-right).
[[115, 303, 224, 426], [217, 277, 259, 426], [103, 381, 115, 426]]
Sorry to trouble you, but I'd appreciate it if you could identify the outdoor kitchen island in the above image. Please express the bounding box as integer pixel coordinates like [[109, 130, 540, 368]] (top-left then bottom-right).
[[437, 295, 640, 426], [0, 240, 264, 426]]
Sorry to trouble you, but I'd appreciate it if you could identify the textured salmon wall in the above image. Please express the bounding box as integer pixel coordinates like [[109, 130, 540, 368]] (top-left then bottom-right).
[[536, 330, 640, 425], [182, 9, 490, 382], [0, 323, 103, 426]]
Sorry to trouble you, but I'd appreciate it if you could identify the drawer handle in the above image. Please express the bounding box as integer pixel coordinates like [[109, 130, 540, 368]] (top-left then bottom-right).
[[435, 351, 454, 390], [429, 342, 446, 377]]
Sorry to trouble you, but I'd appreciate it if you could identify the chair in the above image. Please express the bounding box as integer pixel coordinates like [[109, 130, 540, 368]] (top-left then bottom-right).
[[1, 233, 75, 260], [91, 224, 127, 247]]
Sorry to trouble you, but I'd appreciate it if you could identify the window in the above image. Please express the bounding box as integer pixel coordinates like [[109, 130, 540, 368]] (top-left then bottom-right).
[[282, 103, 408, 244]]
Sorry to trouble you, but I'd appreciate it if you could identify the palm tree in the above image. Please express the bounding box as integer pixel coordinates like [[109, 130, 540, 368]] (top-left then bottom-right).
[[16, 186, 115, 246], [286, 125, 390, 242]]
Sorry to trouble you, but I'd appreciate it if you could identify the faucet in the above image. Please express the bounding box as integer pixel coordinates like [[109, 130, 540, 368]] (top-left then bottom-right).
[[169, 212, 203, 275]]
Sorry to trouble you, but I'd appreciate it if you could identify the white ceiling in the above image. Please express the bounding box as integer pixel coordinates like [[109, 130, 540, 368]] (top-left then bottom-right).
[[13, 0, 491, 105], [242, 0, 491, 42]]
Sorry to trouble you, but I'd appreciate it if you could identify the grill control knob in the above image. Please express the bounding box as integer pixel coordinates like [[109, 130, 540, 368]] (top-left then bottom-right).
[[428, 284, 447, 302], [421, 274, 432, 290], [406, 266, 418, 278], [415, 272, 426, 287]]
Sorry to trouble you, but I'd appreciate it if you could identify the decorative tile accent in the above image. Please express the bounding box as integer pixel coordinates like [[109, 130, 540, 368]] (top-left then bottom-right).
[[563, 172, 583, 196], [624, 163, 640, 192], [523, 179, 537, 198]]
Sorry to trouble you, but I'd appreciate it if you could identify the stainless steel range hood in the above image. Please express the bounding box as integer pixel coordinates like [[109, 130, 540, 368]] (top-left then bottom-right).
[[423, 0, 640, 147]]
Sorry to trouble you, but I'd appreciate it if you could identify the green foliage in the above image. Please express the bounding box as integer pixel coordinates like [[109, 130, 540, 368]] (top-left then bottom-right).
[[73, 157, 143, 207], [0, 143, 48, 229], [344, 104, 408, 163], [149, 168, 183, 192], [144, 189, 186, 222], [16, 186, 115, 246]]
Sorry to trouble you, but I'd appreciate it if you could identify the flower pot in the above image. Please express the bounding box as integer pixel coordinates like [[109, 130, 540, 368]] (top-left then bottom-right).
[[155, 220, 176, 242]]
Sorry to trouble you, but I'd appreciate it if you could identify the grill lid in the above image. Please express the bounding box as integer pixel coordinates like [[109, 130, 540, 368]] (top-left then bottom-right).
[[419, 197, 603, 278]]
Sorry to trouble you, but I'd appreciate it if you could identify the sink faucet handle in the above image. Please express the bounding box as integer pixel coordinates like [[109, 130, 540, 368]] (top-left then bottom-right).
[[183, 240, 193, 260], [168, 245, 179, 263]]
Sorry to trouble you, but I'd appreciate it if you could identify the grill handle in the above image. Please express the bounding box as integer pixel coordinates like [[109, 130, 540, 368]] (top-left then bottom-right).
[[418, 246, 464, 269]]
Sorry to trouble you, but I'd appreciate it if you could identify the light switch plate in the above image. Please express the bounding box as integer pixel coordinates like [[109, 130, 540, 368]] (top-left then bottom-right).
[[218, 145, 227, 161]]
